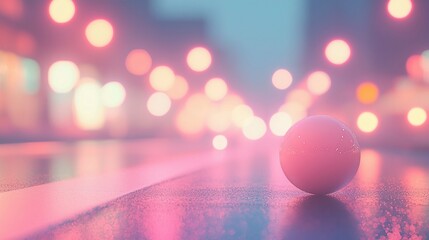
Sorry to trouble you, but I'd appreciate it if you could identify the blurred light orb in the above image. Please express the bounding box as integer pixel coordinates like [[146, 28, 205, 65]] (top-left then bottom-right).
[[125, 49, 152, 76], [287, 89, 313, 108], [356, 82, 379, 104], [185, 93, 211, 112], [387, 0, 412, 19], [175, 109, 206, 136], [325, 39, 351, 65], [166, 75, 189, 100], [306, 71, 331, 95], [357, 112, 378, 133], [101, 81, 126, 108], [74, 80, 105, 130], [279, 102, 308, 123], [149, 66, 175, 91], [231, 104, 254, 128], [207, 110, 231, 133], [407, 107, 427, 126], [205, 78, 228, 101], [187, 47, 212, 72], [147, 92, 171, 117], [49, 0, 75, 24], [272, 69, 293, 90], [48, 61, 79, 93], [242, 116, 267, 140], [406, 55, 424, 80], [269, 112, 293, 136], [85, 19, 113, 47], [212, 134, 228, 150]]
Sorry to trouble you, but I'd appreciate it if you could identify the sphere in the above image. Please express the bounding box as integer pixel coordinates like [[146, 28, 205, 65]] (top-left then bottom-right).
[[280, 115, 360, 195]]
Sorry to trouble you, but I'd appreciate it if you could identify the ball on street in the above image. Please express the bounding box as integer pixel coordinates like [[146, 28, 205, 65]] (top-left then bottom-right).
[[280, 115, 360, 195]]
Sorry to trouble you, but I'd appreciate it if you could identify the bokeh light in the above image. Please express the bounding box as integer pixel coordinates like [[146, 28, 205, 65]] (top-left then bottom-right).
[[147, 92, 171, 117], [406, 55, 424, 80], [279, 102, 308, 123], [48, 61, 79, 93], [175, 109, 206, 136], [212, 134, 228, 150], [205, 78, 228, 101], [74, 79, 105, 130], [101, 81, 126, 108], [287, 89, 313, 108], [272, 69, 293, 90], [49, 0, 75, 24], [231, 104, 254, 128], [149, 66, 175, 91], [207, 103, 232, 133], [357, 112, 378, 133], [242, 116, 267, 140], [175, 93, 211, 136], [325, 39, 351, 65], [407, 107, 427, 126], [387, 0, 412, 19], [85, 19, 114, 47], [356, 82, 379, 104], [125, 49, 152, 76], [187, 47, 212, 72], [269, 112, 292, 136], [166, 75, 189, 100], [306, 71, 331, 95]]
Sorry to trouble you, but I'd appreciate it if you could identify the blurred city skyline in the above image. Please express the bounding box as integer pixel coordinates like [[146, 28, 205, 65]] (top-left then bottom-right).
[[0, 0, 427, 149]]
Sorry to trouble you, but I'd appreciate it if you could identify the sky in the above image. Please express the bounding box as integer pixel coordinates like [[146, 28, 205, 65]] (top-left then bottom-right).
[[151, 0, 307, 104]]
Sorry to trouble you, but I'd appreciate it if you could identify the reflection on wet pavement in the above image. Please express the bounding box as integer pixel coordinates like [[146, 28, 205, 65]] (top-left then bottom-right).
[[0, 139, 203, 192], [28, 143, 429, 239]]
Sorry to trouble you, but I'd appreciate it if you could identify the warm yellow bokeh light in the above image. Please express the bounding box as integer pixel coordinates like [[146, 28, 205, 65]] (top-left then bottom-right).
[[220, 94, 243, 112], [187, 47, 212, 72], [175, 108, 206, 136], [48, 61, 79, 93], [242, 116, 267, 140], [147, 92, 171, 117], [231, 104, 254, 128], [387, 0, 412, 19], [125, 49, 152, 76], [356, 82, 379, 104], [279, 102, 307, 123], [166, 75, 189, 100], [325, 39, 351, 65], [101, 81, 126, 108], [407, 107, 427, 126], [149, 66, 175, 92], [212, 134, 228, 150], [287, 89, 313, 108], [306, 71, 331, 95], [85, 19, 113, 47], [272, 69, 293, 90], [207, 109, 231, 133], [269, 112, 292, 136], [49, 0, 75, 24], [205, 78, 228, 101], [175, 93, 211, 136], [74, 80, 105, 130], [357, 112, 378, 133], [185, 93, 211, 113]]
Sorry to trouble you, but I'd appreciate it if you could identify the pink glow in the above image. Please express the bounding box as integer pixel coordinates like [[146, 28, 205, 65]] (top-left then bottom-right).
[[0, 149, 225, 239], [280, 115, 360, 194]]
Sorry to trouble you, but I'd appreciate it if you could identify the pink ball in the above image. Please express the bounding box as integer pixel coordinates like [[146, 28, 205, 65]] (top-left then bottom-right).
[[280, 115, 360, 195]]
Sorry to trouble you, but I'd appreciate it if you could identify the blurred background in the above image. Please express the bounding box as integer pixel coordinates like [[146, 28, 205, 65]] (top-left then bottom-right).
[[0, 0, 428, 149]]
